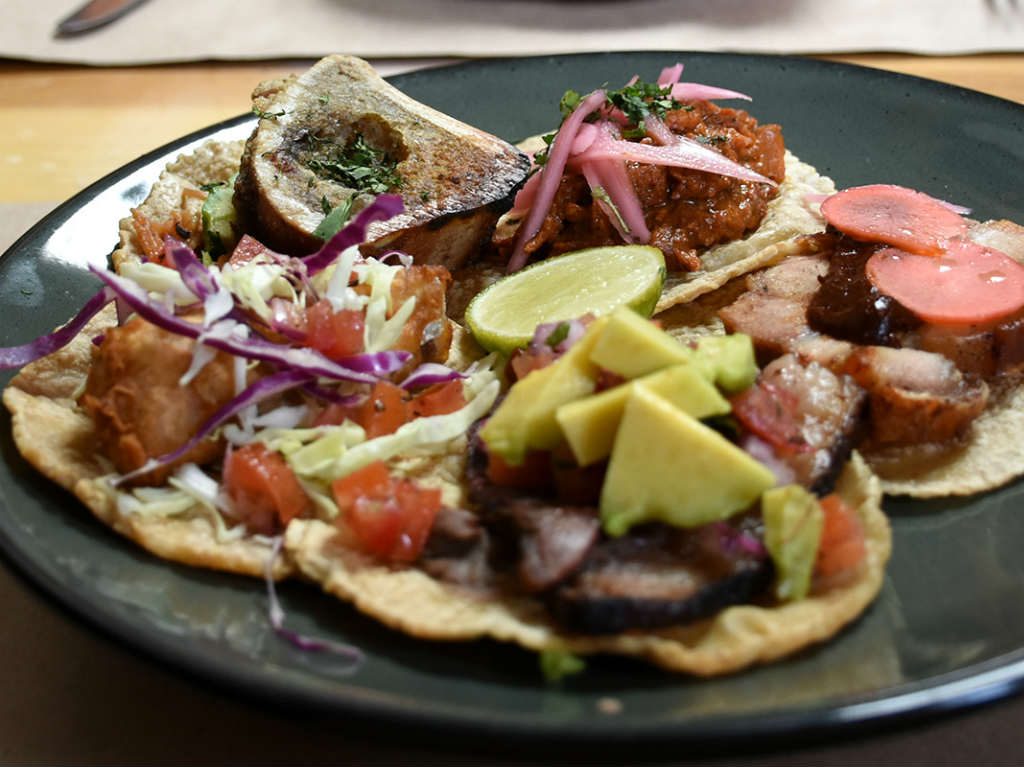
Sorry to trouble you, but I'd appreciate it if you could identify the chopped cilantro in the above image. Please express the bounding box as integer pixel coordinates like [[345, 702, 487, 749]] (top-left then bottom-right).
[[252, 106, 287, 120], [539, 649, 586, 682], [318, 94, 330, 105], [313, 196, 355, 240], [606, 80, 682, 126], [544, 321, 571, 348], [695, 134, 729, 146], [559, 89, 584, 120], [301, 133, 402, 195], [534, 78, 686, 165]]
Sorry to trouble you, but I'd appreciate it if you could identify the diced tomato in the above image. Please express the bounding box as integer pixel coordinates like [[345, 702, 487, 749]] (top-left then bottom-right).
[[551, 445, 603, 505], [408, 380, 466, 418], [332, 460, 442, 562], [486, 448, 553, 491], [223, 443, 310, 534], [815, 494, 867, 578], [314, 381, 410, 438], [509, 346, 558, 381], [304, 299, 365, 361], [820, 184, 968, 256], [227, 234, 271, 266], [355, 381, 410, 438], [866, 241, 1024, 326]]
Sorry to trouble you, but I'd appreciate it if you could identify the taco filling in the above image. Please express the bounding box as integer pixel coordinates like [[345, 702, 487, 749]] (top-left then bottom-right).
[[3, 195, 500, 573], [494, 65, 786, 273], [285, 308, 889, 676], [715, 184, 1024, 495]]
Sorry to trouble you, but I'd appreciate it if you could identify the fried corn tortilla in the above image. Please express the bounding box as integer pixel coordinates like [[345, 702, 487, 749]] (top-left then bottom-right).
[[285, 454, 889, 677], [3, 305, 291, 578]]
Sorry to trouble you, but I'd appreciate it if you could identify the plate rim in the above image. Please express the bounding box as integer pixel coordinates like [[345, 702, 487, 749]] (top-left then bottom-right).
[[3, 50, 1024, 746]]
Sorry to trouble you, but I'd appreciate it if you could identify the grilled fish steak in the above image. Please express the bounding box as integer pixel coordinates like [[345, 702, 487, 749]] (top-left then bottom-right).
[[234, 55, 531, 268]]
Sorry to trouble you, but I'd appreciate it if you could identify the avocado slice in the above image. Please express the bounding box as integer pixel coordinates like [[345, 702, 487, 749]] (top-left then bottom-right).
[[692, 334, 758, 394], [589, 306, 693, 379], [556, 364, 731, 467], [201, 180, 239, 260], [600, 386, 776, 536], [762, 485, 824, 601], [480, 316, 608, 465]]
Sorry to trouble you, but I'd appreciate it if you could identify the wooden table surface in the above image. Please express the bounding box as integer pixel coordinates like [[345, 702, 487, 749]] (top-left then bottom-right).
[[3, 53, 1024, 204], [3, 53, 1024, 765]]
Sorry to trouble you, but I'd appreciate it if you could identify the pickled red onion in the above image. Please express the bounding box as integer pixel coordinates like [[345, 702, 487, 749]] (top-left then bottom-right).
[[507, 89, 608, 272], [671, 83, 752, 102]]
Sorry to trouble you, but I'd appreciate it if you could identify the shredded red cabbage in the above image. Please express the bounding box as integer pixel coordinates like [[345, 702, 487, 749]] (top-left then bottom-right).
[[302, 194, 405, 275], [166, 237, 218, 300], [0, 286, 115, 369], [400, 363, 466, 390], [302, 382, 363, 405], [90, 265, 408, 383], [264, 536, 365, 670]]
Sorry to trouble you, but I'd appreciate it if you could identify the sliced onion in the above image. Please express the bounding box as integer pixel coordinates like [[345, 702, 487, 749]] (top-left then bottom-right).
[[572, 123, 599, 155], [510, 170, 544, 216], [114, 369, 315, 486], [0, 286, 114, 369], [657, 63, 684, 87], [529, 317, 589, 354], [302, 195, 404, 275], [577, 135, 776, 186], [400, 363, 466, 390], [507, 89, 609, 273], [671, 83, 751, 102], [643, 114, 677, 146]]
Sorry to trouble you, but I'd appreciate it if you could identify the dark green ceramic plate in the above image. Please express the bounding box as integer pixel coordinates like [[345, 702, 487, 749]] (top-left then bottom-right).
[[2, 53, 1024, 744]]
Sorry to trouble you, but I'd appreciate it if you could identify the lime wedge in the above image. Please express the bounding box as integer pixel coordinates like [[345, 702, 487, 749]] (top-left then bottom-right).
[[465, 246, 666, 354]]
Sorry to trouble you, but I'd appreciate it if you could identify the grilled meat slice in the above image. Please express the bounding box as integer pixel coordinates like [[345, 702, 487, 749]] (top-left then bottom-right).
[[549, 521, 772, 634], [465, 428, 600, 592], [419, 507, 494, 589], [235, 55, 530, 268], [806, 239, 920, 346]]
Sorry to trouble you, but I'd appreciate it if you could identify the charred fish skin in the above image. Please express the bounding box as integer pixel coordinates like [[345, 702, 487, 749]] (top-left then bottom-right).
[[234, 55, 531, 269]]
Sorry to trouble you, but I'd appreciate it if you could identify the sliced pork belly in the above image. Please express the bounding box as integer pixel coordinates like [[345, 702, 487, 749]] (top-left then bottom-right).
[[719, 238, 994, 448], [842, 346, 988, 445], [732, 354, 866, 493]]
